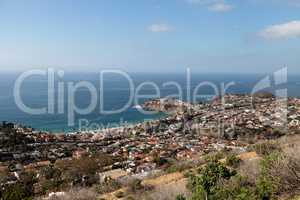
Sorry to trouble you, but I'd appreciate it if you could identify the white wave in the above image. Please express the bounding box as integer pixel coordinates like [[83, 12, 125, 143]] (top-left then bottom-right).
[[133, 105, 142, 109]]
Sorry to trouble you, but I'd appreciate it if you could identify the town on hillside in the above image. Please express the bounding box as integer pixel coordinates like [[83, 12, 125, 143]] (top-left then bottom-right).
[[1, 93, 300, 199]]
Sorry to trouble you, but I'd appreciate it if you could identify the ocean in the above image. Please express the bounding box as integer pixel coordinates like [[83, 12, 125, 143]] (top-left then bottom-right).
[[0, 71, 298, 132]]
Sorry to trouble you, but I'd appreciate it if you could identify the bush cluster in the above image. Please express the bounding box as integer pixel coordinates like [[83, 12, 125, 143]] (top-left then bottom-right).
[[185, 147, 300, 200]]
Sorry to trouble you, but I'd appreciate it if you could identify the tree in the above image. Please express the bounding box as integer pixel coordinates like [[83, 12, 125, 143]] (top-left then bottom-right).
[[1, 183, 33, 200], [188, 159, 236, 200]]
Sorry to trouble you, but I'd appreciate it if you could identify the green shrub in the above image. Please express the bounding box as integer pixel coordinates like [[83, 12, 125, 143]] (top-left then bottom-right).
[[40, 165, 61, 180], [251, 152, 280, 200], [252, 142, 280, 156], [225, 154, 241, 168], [1, 171, 37, 200], [256, 176, 277, 200], [186, 141, 300, 200], [40, 178, 64, 194], [214, 175, 257, 200], [204, 151, 226, 162], [1, 183, 33, 200], [187, 160, 236, 199], [166, 161, 194, 174], [176, 194, 186, 200]]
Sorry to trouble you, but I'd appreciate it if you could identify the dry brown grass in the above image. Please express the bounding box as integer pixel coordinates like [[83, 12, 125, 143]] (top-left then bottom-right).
[[139, 178, 189, 200], [238, 156, 261, 185], [270, 146, 300, 194], [143, 172, 184, 186], [98, 171, 187, 200], [240, 135, 300, 198], [99, 188, 127, 200], [38, 188, 99, 200]]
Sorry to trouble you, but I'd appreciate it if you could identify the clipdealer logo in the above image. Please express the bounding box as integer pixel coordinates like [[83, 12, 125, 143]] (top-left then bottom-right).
[[13, 67, 288, 130]]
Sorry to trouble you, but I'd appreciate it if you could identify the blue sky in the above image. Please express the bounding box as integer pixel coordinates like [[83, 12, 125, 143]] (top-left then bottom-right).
[[0, 0, 300, 73]]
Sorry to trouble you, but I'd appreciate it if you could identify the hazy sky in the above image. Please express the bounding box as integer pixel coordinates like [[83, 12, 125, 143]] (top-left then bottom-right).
[[0, 0, 300, 73]]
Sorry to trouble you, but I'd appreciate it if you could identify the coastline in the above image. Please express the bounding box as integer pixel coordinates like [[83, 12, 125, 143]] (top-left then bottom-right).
[[1, 93, 300, 198]]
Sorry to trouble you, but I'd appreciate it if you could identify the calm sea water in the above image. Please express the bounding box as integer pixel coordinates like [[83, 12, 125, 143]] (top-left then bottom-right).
[[0, 72, 299, 132]]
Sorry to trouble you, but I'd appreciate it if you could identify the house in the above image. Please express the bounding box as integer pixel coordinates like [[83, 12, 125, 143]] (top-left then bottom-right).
[[72, 149, 88, 159], [136, 163, 156, 174]]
